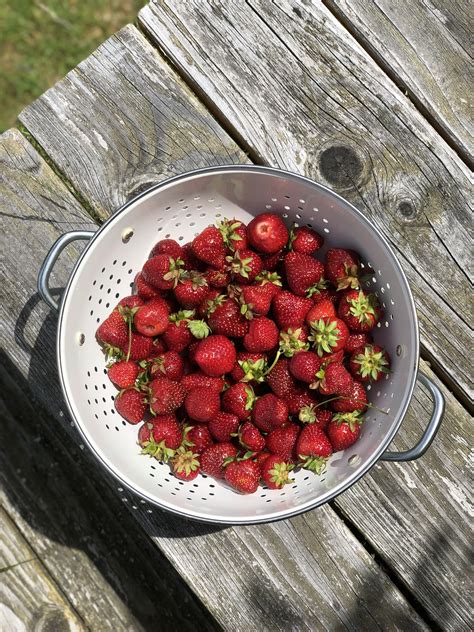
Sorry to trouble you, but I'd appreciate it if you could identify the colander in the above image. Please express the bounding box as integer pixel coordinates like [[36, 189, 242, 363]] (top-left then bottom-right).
[[38, 165, 444, 524]]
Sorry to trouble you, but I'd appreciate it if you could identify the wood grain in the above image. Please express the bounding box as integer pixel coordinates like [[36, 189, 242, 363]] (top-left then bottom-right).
[[139, 0, 473, 405], [325, 0, 473, 162], [0, 130, 429, 630]]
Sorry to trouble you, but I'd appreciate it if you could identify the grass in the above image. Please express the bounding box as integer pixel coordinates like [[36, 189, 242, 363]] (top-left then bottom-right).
[[0, 0, 144, 133]]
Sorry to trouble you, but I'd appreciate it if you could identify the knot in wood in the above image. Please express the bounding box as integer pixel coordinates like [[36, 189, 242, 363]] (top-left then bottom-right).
[[319, 145, 363, 189]]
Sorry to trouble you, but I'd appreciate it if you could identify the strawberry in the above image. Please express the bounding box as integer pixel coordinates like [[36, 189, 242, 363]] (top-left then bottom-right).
[[308, 317, 349, 357], [161, 310, 206, 352], [184, 386, 220, 422], [201, 442, 237, 479], [182, 372, 224, 394], [239, 421, 265, 452], [305, 299, 337, 326], [181, 242, 204, 271], [272, 291, 312, 330], [309, 287, 338, 304], [149, 377, 185, 414], [135, 273, 163, 301], [108, 360, 139, 389], [127, 333, 155, 361], [117, 295, 144, 310], [208, 411, 239, 442], [284, 251, 325, 297], [197, 289, 221, 318], [338, 290, 382, 332], [255, 270, 282, 296], [148, 350, 184, 381], [325, 248, 360, 290], [252, 393, 289, 433], [230, 352, 267, 383], [115, 388, 146, 424], [331, 380, 368, 413], [150, 238, 183, 260], [228, 249, 263, 284], [138, 421, 154, 446], [288, 351, 323, 384], [285, 385, 317, 415], [345, 332, 373, 354], [194, 334, 236, 376], [217, 218, 248, 252], [186, 425, 213, 454], [298, 406, 333, 430], [278, 327, 310, 358], [206, 266, 231, 288], [266, 423, 299, 461], [141, 414, 182, 461], [261, 455, 294, 489], [225, 459, 260, 494], [296, 425, 333, 473], [349, 344, 390, 382], [134, 298, 169, 337], [240, 283, 274, 317], [96, 310, 128, 350], [142, 255, 183, 290], [208, 297, 249, 338], [222, 383, 255, 420], [267, 358, 296, 399], [174, 272, 209, 308], [243, 317, 279, 353], [171, 447, 200, 481], [247, 213, 289, 254], [254, 450, 271, 469], [327, 411, 363, 451], [316, 362, 353, 396], [289, 225, 323, 254], [192, 226, 226, 267], [260, 250, 283, 270]]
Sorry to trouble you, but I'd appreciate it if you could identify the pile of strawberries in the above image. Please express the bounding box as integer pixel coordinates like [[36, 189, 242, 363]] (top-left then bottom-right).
[[96, 213, 390, 494]]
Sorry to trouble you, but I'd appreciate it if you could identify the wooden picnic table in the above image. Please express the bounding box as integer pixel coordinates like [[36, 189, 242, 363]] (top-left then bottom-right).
[[0, 1, 471, 630]]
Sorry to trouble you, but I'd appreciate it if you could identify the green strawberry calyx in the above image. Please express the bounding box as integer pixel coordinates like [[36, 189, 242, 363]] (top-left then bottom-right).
[[353, 345, 389, 380], [337, 263, 360, 291], [308, 318, 342, 357], [238, 358, 267, 383], [279, 328, 310, 357], [268, 461, 294, 486], [162, 257, 185, 288], [171, 446, 200, 476], [227, 250, 253, 279], [217, 219, 244, 250], [187, 319, 211, 339], [348, 291, 378, 325], [179, 270, 207, 289], [244, 386, 256, 411], [306, 277, 329, 298], [256, 270, 282, 287], [205, 294, 227, 316], [141, 437, 176, 462], [333, 411, 364, 432], [299, 404, 317, 424], [169, 309, 195, 323], [298, 454, 328, 475]]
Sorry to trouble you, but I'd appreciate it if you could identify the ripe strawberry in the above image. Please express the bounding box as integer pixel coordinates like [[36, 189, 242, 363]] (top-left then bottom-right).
[[184, 386, 220, 422], [149, 350, 184, 381], [141, 414, 182, 461], [127, 333, 155, 361], [196, 289, 221, 318], [345, 332, 373, 354], [134, 298, 169, 337], [225, 459, 260, 494], [194, 334, 236, 376], [138, 421, 154, 446], [284, 251, 325, 297], [162, 311, 195, 351], [240, 283, 274, 317], [149, 377, 185, 414], [288, 351, 323, 384], [96, 310, 128, 349], [117, 295, 144, 310], [115, 388, 146, 424], [255, 270, 283, 296], [252, 393, 289, 433], [171, 446, 200, 481], [278, 327, 310, 358], [349, 344, 390, 382], [108, 360, 139, 389], [181, 242, 204, 271], [272, 291, 312, 330], [222, 383, 255, 420], [206, 266, 231, 288], [325, 248, 361, 290], [296, 425, 333, 473], [135, 273, 163, 301], [208, 298, 249, 337], [298, 406, 333, 430], [142, 255, 183, 290], [186, 425, 213, 454], [150, 238, 183, 260], [239, 421, 265, 452], [201, 442, 237, 479], [208, 411, 239, 442], [338, 290, 382, 332], [261, 455, 294, 489], [285, 385, 317, 415], [230, 352, 267, 383], [247, 213, 289, 254], [174, 272, 209, 308], [217, 218, 248, 251], [316, 362, 353, 396], [289, 226, 323, 254], [331, 380, 368, 413], [309, 287, 338, 304], [228, 249, 263, 284], [182, 372, 224, 394], [266, 423, 299, 461], [305, 299, 337, 326], [267, 358, 296, 399], [254, 451, 271, 470], [327, 411, 363, 451], [308, 317, 349, 357], [192, 226, 226, 267], [260, 250, 283, 270], [243, 317, 279, 353]]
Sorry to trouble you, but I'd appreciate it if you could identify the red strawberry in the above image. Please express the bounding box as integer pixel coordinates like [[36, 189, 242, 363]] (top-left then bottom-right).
[[327, 411, 363, 451], [243, 317, 279, 353], [108, 360, 139, 389], [325, 248, 361, 290], [222, 383, 255, 420], [186, 425, 213, 454], [349, 344, 390, 382], [272, 291, 312, 330], [267, 358, 296, 399], [171, 446, 200, 481], [134, 298, 169, 337], [197, 289, 221, 318], [308, 317, 349, 357], [285, 385, 317, 415], [338, 290, 382, 332], [289, 226, 323, 254], [252, 393, 289, 433], [181, 242, 204, 271], [309, 287, 338, 304], [225, 459, 260, 494], [162, 311, 195, 352], [141, 414, 182, 461], [284, 251, 325, 297], [288, 351, 323, 384], [142, 255, 183, 290], [192, 226, 226, 267], [149, 377, 185, 414], [317, 362, 353, 396], [296, 425, 333, 473], [331, 381, 368, 413], [182, 372, 224, 394], [184, 387, 220, 422], [208, 411, 239, 442], [96, 310, 128, 349], [228, 249, 263, 284], [298, 406, 333, 430], [206, 266, 231, 288], [260, 250, 283, 270], [194, 334, 236, 376], [138, 421, 154, 446], [254, 451, 272, 469], [255, 270, 283, 296], [345, 332, 373, 354], [217, 218, 248, 251], [305, 299, 337, 326], [149, 350, 184, 381], [127, 333, 155, 361], [117, 295, 144, 310], [135, 273, 163, 301], [230, 352, 267, 383], [174, 272, 209, 308], [208, 297, 249, 338], [261, 455, 294, 489], [266, 423, 299, 461], [278, 327, 310, 358], [150, 238, 183, 260], [239, 421, 265, 452], [201, 442, 237, 479], [247, 213, 289, 254], [240, 283, 274, 317], [115, 388, 146, 424]]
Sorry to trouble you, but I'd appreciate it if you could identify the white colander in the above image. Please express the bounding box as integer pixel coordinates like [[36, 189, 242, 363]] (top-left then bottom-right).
[[38, 165, 444, 524]]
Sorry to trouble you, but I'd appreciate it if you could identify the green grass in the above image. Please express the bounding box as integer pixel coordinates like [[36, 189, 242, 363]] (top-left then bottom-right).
[[0, 0, 144, 133]]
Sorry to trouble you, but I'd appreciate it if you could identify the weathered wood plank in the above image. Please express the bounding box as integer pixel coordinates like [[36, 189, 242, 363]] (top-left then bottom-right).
[[1, 128, 429, 628], [0, 129, 220, 632], [325, 0, 473, 161], [0, 508, 85, 631], [139, 0, 473, 406]]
